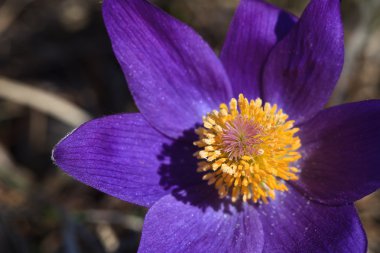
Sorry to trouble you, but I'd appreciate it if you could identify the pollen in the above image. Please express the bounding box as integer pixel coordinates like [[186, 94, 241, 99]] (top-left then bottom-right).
[[194, 94, 301, 203]]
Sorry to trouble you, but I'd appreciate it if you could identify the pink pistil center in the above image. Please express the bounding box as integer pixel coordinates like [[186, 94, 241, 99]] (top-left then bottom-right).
[[221, 116, 262, 160]]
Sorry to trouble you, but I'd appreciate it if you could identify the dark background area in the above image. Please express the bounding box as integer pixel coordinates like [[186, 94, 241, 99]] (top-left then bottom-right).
[[0, 0, 379, 252]]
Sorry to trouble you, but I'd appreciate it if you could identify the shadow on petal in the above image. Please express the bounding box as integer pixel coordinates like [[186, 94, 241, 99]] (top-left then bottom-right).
[[157, 128, 244, 213], [274, 11, 297, 43]]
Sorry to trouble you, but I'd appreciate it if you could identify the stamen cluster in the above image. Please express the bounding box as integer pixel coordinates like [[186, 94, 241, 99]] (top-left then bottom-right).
[[194, 94, 301, 203]]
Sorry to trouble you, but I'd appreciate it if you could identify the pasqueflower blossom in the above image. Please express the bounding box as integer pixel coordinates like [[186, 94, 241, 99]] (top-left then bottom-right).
[[53, 0, 380, 251]]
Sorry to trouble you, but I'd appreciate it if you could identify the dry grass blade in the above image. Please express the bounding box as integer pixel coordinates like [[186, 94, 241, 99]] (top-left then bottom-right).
[[0, 77, 91, 127]]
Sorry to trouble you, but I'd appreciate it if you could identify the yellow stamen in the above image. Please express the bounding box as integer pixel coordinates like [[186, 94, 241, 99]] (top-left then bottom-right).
[[194, 94, 301, 203]]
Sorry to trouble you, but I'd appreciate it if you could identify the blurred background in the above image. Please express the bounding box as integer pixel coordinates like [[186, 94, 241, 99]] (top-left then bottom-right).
[[0, 0, 379, 252]]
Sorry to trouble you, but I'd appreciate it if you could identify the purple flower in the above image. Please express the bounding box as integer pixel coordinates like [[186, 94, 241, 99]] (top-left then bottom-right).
[[52, 0, 380, 252]]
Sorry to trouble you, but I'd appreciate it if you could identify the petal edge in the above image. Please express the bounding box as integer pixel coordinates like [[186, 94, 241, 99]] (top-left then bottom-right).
[[53, 113, 172, 207], [221, 0, 296, 99], [138, 190, 264, 253], [103, 0, 232, 138], [263, 0, 344, 123], [295, 100, 380, 205]]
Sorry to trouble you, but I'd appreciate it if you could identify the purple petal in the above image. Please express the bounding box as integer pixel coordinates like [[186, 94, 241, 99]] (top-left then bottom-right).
[[259, 186, 367, 253], [138, 188, 264, 253], [103, 0, 232, 138], [294, 100, 380, 205], [262, 0, 344, 123], [52, 113, 200, 208], [220, 0, 296, 99]]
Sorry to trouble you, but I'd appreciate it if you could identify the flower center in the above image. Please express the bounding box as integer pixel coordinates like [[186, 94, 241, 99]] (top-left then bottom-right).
[[194, 94, 301, 203], [222, 115, 263, 160]]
